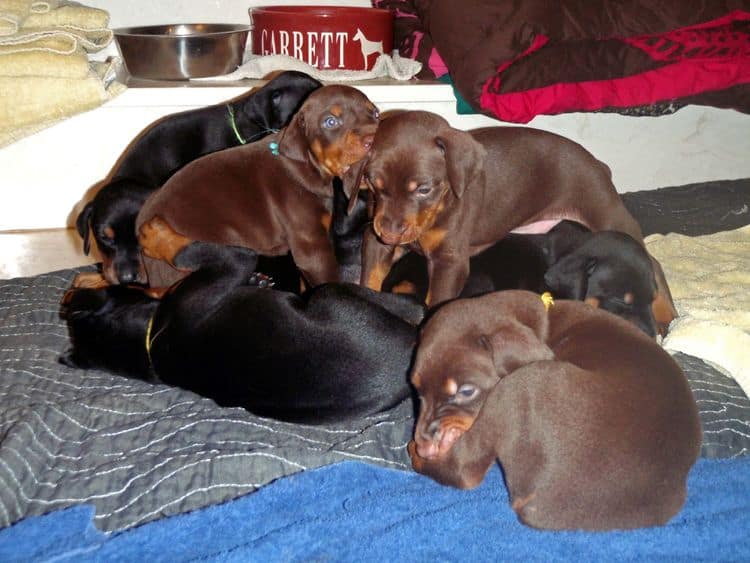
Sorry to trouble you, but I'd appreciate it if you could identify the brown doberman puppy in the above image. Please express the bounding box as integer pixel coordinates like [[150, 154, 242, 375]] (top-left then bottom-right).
[[408, 290, 701, 531], [132, 84, 379, 290], [359, 110, 677, 335]]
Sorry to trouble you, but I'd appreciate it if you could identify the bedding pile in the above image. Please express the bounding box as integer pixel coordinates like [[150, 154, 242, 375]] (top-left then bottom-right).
[[3, 458, 750, 561], [0, 180, 748, 553], [0, 0, 124, 147], [647, 225, 750, 395], [375, 0, 750, 122]]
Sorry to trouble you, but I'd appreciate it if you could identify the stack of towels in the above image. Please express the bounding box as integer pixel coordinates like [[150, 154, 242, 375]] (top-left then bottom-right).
[[0, 0, 124, 147]]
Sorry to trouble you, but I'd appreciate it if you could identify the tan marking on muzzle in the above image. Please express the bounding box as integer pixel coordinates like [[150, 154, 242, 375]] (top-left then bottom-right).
[[314, 131, 372, 177]]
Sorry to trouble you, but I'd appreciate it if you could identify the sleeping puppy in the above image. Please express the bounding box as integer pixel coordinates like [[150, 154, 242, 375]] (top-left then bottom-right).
[[60, 242, 424, 424], [408, 290, 701, 530], [75, 70, 321, 286], [382, 220, 659, 336]]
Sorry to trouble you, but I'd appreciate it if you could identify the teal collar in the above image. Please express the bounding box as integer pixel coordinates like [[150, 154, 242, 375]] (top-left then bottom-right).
[[226, 105, 247, 145]]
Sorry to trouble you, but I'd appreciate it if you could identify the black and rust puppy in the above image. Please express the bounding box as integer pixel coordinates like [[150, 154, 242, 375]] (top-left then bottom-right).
[[60, 242, 424, 424], [408, 290, 701, 530], [381, 220, 659, 336], [75, 70, 321, 286]]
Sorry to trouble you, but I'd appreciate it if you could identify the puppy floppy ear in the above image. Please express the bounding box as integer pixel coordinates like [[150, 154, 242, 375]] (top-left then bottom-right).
[[479, 317, 554, 378], [435, 128, 486, 198], [340, 156, 369, 214], [278, 109, 310, 162], [544, 254, 597, 301], [76, 202, 94, 256]]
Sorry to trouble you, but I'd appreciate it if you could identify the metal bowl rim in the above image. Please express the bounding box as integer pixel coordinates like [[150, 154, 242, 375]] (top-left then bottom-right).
[[249, 6, 392, 16], [113, 23, 251, 38]]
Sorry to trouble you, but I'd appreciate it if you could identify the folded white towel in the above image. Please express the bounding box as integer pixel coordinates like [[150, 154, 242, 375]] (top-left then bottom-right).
[[192, 51, 422, 82]]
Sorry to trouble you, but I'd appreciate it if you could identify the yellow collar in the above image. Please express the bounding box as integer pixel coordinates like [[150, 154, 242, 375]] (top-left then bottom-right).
[[540, 291, 555, 312], [145, 314, 155, 366]]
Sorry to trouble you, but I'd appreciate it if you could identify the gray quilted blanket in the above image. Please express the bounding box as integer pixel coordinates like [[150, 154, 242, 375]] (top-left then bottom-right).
[[0, 269, 413, 531], [1, 268, 749, 532]]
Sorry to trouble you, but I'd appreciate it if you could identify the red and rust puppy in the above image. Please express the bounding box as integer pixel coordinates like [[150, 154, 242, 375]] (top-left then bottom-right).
[[73, 71, 321, 288], [359, 111, 677, 335], [114, 84, 378, 290], [408, 290, 701, 530]]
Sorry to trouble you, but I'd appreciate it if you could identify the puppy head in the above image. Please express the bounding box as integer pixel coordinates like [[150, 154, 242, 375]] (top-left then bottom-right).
[[76, 179, 150, 285], [59, 285, 158, 377], [411, 291, 553, 460], [363, 111, 486, 246], [278, 84, 379, 184], [544, 231, 658, 337], [241, 70, 322, 134]]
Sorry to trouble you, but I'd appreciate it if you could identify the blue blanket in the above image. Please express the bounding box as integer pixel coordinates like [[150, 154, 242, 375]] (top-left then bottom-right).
[[2, 457, 749, 562]]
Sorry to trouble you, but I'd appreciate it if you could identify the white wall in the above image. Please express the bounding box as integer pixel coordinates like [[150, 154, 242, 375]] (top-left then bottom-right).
[[86, 1, 371, 60], [86, 0, 370, 28]]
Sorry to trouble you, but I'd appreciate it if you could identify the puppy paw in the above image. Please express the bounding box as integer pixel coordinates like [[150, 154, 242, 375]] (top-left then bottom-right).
[[248, 272, 275, 289], [138, 216, 192, 264], [71, 271, 109, 290], [407, 440, 425, 472]]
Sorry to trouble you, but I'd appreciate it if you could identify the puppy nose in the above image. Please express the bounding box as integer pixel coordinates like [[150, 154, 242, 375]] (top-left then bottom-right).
[[118, 270, 136, 284]]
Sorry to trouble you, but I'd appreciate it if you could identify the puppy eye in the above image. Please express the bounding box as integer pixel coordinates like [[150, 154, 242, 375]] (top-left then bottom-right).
[[454, 384, 478, 402], [451, 383, 479, 404], [322, 115, 341, 129], [416, 184, 432, 196], [372, 108, 380, 120]]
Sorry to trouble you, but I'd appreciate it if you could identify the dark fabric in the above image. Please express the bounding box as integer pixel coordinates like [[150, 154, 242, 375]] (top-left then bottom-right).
[[623, 177, 750, 236], [381, 0, 750, 120]]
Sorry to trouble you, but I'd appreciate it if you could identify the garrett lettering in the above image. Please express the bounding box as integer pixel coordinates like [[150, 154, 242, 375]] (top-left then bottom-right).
[[260, 29, 349, 68]]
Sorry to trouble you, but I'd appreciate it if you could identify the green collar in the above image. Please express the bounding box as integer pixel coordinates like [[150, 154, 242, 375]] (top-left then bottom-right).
[[226, 104, 247, 145]]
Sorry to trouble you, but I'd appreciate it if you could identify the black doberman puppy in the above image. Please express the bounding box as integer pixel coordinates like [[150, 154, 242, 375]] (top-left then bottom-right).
[[381, 220, 658, 337], [60, 242, 424, 424], [75, 71, 321, 286]]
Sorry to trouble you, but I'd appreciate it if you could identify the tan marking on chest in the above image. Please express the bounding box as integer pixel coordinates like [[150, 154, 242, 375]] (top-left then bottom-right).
[[321, 212, 332, 232], [418, 227, 448, 253], [138, 216, 193, 265], [411, 372, 422, 389], [390, 280, 418, 295], [366, 263, 390, 291]]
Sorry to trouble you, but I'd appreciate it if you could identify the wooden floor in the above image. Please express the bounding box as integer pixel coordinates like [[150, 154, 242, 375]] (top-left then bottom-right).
[[0, 228, 97, 279]]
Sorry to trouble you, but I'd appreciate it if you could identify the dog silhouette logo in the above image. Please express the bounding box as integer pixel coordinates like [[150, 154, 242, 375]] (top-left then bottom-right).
[[353, 28, 384, 68]]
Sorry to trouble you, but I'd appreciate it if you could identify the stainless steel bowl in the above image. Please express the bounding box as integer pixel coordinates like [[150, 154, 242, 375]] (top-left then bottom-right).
[[114, 23, 250, 80]]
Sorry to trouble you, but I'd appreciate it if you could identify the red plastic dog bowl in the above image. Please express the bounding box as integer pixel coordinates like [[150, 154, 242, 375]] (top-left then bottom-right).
[[249, 5, 393, 71]]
